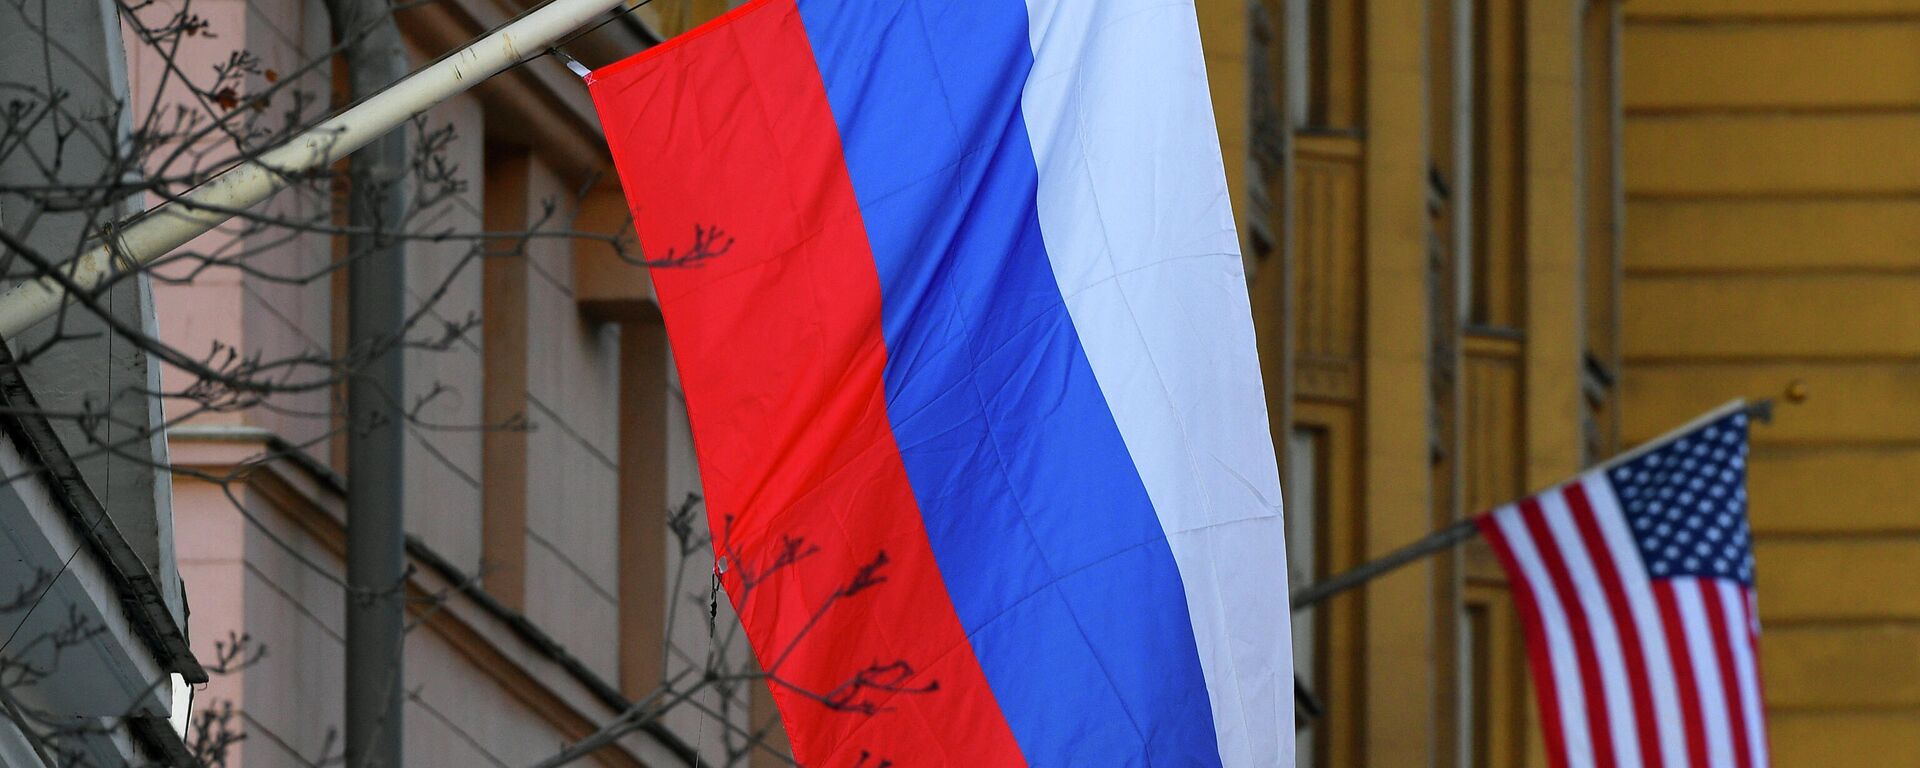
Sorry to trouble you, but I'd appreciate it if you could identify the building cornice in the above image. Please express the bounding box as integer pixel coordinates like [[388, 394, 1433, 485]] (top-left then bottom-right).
[[396, 0, 660, 186], [0, 352, 204, 684], [0, 352, 200, 764]]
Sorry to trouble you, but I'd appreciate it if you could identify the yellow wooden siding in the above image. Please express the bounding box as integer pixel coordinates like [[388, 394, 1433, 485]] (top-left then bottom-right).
[[1755, 538, 1920, 621], [1621, 363, 1920, 444], [1625, 22, 1920, 111], [1626, 113, 1920, 196], [1627, 0, 1920, 19], [1624, 3, 1920, 762], [1762, 625, 1920, 708], [1747, 447, 1920, 533], [1622, 276, 1920, 359], [1626, 198, 1920, 273], [1771, 713, 1920, 768]]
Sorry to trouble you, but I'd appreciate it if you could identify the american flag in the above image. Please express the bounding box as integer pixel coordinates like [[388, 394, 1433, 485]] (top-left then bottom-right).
[[1478, 404, 1768, 768]]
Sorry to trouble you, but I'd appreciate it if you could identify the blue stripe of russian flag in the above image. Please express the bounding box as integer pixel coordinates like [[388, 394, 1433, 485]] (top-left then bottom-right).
[[795, 0, 1292, 764], [794, 0, 1221, 764]]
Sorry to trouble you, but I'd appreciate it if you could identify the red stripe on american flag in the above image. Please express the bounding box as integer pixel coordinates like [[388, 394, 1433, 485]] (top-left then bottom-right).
[[1653, 581, 1710, 768], [1519, 499, 1618, 768], [1563, 483, 1664, 768], [1477, 513, 1572, 768], [1701, 580, 1754, 768]]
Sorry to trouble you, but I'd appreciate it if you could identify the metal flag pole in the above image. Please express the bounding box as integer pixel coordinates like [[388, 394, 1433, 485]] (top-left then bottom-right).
[[0, 0, 628, 339], [1290, 398, 1767, 612], [1288, 517, 1480, 611]]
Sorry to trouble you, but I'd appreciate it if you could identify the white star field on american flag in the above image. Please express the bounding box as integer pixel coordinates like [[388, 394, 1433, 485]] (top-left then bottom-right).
[[1612, 413, 1754, 585]]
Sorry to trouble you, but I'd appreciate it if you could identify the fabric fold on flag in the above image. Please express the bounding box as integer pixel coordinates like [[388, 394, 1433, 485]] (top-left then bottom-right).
[[585, 0, 1293, 765]]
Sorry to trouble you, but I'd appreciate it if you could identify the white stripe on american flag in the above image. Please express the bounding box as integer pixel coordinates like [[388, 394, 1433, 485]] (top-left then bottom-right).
[[1539, 490, 1643, 767], [1742, 590, 1770, 767], [1492, 505, 1595, 767], [1718, 581, 1768, 768], [1672, 578, 1736, 766], [1581, 473, 1690, 768]]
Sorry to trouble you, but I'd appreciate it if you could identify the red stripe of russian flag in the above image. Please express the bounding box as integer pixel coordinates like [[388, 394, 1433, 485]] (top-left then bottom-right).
[[587, 3, 1024, 763]]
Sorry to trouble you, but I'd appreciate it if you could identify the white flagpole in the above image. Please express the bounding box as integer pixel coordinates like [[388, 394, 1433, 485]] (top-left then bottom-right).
[[0, 0, 627, 339]]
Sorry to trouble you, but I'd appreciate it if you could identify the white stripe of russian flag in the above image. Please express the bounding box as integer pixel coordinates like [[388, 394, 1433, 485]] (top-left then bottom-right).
[[1020, 0, 1293, 764]]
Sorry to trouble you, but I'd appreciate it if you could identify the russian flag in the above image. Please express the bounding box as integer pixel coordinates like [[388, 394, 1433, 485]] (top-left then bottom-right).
[[588, 0, 1292, 764]]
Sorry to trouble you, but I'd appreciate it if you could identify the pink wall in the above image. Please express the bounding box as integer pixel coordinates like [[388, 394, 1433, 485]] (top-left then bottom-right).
[[148, 1, 754, 764]]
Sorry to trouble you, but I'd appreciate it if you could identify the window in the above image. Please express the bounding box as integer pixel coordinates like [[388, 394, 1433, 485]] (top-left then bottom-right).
[[1286, 426, 1324, 764], [1467, 0, 1520, 330], [1287, 0, 1360, 132], [1461, 602, 1492, 768]]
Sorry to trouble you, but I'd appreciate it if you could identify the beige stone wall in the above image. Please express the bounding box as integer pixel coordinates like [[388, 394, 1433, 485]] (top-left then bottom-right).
[[518, 155, 626, 682], [403, 92, 490, 573], [134, 0, 337, 451]]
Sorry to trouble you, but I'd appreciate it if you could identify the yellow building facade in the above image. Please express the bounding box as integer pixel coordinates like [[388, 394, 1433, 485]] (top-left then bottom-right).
[[1207, 0, 1625, 766]]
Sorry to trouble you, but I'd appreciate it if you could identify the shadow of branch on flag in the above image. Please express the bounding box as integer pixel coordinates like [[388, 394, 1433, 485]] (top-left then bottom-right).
[[711, 511, 939, 767]]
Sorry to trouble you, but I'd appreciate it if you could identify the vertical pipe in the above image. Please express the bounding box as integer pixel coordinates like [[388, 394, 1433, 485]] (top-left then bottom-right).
[[325, 0, 409, 765]]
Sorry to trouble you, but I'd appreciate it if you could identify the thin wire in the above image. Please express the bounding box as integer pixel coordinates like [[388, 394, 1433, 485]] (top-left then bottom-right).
[[548, 0, 657, 59], [692, 568, 719, 766], [0, 532, 93, 656]]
